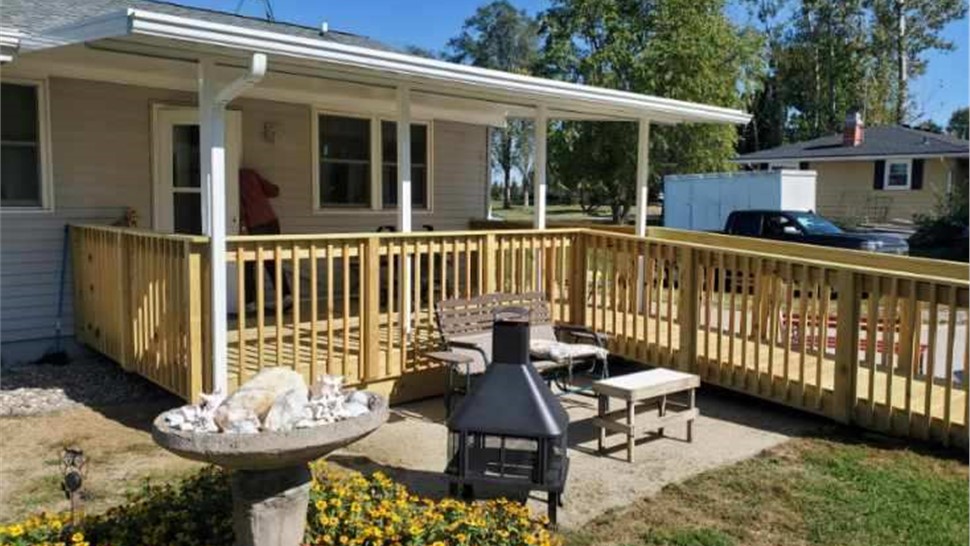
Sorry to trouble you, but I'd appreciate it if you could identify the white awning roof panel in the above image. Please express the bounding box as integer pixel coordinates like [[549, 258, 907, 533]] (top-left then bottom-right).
[[22, 8, 751, 125]]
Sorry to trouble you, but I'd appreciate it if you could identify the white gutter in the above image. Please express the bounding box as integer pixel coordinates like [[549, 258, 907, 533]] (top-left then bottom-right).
[[34, 9, 750, 125], [0, 29, 23, 63]]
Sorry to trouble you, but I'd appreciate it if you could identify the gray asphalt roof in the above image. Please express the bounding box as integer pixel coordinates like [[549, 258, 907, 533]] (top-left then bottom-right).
[[1, 0, 398, 52], [736, 125, 969, 162]]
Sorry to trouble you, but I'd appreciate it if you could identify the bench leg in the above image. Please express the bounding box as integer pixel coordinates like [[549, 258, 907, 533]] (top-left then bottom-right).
[[597, 395, 607, 454], [687, 388, 695, 443], [626, 399, 635, 463]]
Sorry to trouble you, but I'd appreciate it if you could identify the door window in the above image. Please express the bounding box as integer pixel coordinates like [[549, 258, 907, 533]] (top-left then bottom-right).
[[171, 124, 202, 234]]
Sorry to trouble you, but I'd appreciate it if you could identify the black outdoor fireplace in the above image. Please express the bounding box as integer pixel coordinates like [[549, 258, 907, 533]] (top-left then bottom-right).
[[445, 307, 570, 524]]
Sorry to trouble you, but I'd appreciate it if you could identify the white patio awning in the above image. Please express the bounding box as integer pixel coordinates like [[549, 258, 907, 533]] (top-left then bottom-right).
[[21, 8, 751, 125]]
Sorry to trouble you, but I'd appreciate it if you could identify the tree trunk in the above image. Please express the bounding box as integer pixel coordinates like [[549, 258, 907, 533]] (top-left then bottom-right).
[[895, 0, 907, 124], [502, 166, 512, 209]]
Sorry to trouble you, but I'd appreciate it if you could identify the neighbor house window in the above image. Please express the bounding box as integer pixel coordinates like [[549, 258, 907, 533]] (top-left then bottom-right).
[[318, 114, 372, 207], [1, 81, 48, 209], [884, 160, 911, 190], [315, 111, 432, 211], [381, 121, 428, 209]]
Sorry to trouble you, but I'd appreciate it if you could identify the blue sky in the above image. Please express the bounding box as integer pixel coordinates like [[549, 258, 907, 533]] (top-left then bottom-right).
[[181, 0, 968, 125]]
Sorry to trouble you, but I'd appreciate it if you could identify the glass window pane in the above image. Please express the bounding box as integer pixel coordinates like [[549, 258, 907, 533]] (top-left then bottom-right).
[[887, 163, 909, 187], [1, 83, 39, 142], [381, 121, 427, 164], [172, 125, 201, 188], [1, 145, 41, 206], [381, 122, 428, 209], [173, 192, 202, 235], [382, 166, 428, 208], [321, 162, 370, 207], [320, 115, 370, 161]]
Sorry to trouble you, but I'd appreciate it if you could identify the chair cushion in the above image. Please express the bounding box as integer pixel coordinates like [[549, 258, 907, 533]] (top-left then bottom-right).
[[529, 339, 608, 363]]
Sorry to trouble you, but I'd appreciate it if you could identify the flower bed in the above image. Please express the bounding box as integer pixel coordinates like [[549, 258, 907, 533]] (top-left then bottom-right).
[[0, 463, 557, 546]]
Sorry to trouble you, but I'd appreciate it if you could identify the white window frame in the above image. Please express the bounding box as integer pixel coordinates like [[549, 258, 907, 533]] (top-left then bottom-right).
[[311, 108, 433, 214], [1, 78, 54, 213], [883, 159, 912, 191]]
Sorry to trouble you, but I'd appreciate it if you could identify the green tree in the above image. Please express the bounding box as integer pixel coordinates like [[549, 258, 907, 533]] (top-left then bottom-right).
[[947, 107, 969, 139], [447, 1, 540, 210], [869, 0, 967, 124], [541, 0, 762, 222]]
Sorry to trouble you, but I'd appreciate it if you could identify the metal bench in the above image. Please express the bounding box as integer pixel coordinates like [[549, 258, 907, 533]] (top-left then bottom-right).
[[431, 292, 609, 414]]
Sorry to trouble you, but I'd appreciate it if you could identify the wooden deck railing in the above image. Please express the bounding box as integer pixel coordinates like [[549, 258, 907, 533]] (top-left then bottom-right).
[[71, 225, 208, 401], [72, 224, 968, 446]]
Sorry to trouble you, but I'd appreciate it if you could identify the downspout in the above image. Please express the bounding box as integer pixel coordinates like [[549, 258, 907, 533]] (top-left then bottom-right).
[[201, 52, 267, 396]]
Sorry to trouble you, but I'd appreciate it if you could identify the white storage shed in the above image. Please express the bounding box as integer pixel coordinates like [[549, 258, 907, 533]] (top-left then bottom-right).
[[663, 170, 817, 231]]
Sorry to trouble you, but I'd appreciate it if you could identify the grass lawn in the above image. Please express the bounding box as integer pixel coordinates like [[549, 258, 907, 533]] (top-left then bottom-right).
[[489, 201, 663, 224], [564, 434, 968, 546]]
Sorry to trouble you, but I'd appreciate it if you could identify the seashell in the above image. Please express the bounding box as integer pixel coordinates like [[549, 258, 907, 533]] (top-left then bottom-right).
[[345, 390, 370, 407], [164, 411, 186, 428]]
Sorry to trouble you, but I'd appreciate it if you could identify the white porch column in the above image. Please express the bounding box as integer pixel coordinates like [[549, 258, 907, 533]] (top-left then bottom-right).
[[199, 54, 266, 395], [396, 85, 413, 335], [533, 105, 548, 230], [635, 117, 651, 237]]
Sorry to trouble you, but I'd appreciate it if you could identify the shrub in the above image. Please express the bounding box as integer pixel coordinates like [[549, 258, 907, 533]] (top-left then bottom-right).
[[0, 463, 557, 546]]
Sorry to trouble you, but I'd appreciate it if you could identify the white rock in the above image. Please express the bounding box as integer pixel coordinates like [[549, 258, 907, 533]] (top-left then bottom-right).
[[214, 368, 307, 431], [263, 387, 309, 432], [343, 401, 370, 418], [345, 390, 370, 407]]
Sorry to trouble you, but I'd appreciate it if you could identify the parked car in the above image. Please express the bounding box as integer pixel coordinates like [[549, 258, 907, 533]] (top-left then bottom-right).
[[722, 210, 909, 254]]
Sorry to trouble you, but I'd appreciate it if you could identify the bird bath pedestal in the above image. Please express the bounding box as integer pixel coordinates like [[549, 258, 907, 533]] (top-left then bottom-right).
[[152, 393, 388, 546]]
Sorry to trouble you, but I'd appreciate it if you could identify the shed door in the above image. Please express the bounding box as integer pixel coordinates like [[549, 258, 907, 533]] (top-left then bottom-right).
[[152, 106, 241, 235]]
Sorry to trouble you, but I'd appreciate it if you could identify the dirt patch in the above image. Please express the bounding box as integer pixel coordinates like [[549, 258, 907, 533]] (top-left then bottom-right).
[[0, 401, 203, 522]]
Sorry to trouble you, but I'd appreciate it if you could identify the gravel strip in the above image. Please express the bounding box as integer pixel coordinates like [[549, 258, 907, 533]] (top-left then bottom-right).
[[1, 353, 175, 416]]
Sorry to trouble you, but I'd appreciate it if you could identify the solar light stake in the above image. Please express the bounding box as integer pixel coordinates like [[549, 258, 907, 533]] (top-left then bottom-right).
[[61, 447, 86, 526]]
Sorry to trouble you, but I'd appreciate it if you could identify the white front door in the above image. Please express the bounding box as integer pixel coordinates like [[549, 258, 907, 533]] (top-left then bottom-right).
[[152, 106, 242, 234]]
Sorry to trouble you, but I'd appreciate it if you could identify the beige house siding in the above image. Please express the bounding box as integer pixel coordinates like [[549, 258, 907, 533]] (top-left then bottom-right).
[[0, 77, 488, 346], [807, 158, 964, 223]]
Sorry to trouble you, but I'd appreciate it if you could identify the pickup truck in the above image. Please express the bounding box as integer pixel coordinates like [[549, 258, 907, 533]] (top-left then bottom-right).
[[722, 210, 909, 254]]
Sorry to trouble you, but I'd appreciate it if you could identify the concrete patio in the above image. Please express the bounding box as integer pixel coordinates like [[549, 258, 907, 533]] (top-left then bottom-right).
[[329, 383, 829, 527]]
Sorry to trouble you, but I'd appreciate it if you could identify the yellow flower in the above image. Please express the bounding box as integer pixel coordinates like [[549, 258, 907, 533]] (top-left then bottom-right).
[[315, 499, 327, 510], [8, 525, 24, 537], [339, 536, 349, 545], [71, 532, 85, 543]]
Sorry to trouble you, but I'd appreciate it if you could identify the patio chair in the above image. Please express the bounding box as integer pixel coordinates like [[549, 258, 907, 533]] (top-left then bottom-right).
[[432, 292, 609, 415]]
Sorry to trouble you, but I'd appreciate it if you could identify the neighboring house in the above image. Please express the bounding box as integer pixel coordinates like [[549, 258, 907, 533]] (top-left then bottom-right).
[[736, 113, 970, 224], [0, 0, 748, 368]]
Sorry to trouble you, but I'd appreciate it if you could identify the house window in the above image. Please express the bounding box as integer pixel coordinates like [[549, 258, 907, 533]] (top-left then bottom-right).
[[381, 121, 428, 209], [318, 114, 372, 207], [1, 81, 49, 209], [884, 160, 911, 190], [314, 111, 432, 211]]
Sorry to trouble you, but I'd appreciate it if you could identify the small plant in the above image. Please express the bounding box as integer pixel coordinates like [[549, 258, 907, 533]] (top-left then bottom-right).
[[0, 463, 558, 546]]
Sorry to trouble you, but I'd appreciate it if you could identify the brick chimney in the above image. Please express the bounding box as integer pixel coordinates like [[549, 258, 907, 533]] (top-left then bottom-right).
[[843, 111, 864, 147]]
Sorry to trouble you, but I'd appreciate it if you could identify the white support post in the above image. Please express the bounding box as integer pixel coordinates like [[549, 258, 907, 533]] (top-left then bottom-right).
[[635, 118, 650, 313], [534, 105, 548, 230], [396, 85, 413, 335], [635, 118, 650, 237], [199, 54, 266, 395]]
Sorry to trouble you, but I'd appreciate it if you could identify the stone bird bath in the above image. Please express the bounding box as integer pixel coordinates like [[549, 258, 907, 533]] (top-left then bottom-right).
[[152, 391, 388, 546]]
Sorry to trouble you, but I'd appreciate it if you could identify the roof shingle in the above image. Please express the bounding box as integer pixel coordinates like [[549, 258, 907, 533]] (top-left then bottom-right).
[[737, 125, 969, 162], [0, 0, 398, 52]]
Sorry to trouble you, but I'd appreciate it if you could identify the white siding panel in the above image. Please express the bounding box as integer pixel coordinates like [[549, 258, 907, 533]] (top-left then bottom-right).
[[2, 77, 489, 346]]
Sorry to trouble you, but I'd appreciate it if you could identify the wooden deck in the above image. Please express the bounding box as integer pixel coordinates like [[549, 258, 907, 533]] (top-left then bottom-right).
[[72, 224, 970, 447]]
